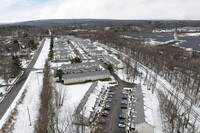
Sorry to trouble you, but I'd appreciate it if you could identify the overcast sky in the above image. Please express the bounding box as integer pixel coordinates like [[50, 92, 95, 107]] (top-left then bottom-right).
[[1, 0, 200, 23]]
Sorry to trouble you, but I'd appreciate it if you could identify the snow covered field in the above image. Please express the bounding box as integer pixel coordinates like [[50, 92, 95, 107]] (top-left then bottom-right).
[[55, 82, 92, 110]]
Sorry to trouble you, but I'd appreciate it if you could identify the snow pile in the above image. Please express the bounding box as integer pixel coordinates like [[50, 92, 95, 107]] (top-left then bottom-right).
[[34, 38, 50, 69]]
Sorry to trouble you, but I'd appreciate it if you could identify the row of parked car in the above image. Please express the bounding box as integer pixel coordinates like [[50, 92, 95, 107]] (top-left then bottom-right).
[[99, 87, 116, 124], [118, 89, 129, 128]]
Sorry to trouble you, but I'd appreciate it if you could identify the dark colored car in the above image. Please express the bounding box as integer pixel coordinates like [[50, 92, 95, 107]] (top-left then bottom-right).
[[121, 105, 127, 109], [119, 120, 126, 125], [108, 94, 113, 98], [122, 96, 128, 100], [109, 92, 115, 95], [104, 106, 110, 110]]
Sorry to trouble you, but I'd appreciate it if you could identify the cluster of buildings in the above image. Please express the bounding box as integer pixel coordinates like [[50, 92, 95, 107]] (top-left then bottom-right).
[[53, 38, 74, 61], [55, 36, 123, 84]]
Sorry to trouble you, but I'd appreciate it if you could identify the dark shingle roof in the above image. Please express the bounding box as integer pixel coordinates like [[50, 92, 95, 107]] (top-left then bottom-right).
[[62, 70, 110, 80], [134, 83, 145, 124]]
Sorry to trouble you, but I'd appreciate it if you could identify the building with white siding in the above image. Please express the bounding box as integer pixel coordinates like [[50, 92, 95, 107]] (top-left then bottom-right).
[[104, 55, 124, 69], [62, 70, 110, 84], [61, 62, 101, 74], [89, 50, 106, 57]]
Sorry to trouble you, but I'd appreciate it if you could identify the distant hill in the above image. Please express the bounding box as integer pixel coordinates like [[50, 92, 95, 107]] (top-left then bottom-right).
[[13, 19, 116, 26], [0, 19, 200, 27]]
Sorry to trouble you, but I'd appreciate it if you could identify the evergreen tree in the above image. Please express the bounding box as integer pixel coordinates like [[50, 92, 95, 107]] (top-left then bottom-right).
[[107, 64, 113, 73], [56, 69, 63, 81], [28, 40, 37, 50], [11, 56, 22, 77], [71, 57, 82, 64]]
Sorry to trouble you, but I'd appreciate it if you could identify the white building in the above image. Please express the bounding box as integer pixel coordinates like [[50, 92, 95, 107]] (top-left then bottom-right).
[[135, 122, 154, 133], [62, 70, 110, 84], [84, 46, 98, 52], [61, 62, 100, 74], [104, 55, 124, 69], [134, 84, 154, 133], [89, 50, 106, 57]]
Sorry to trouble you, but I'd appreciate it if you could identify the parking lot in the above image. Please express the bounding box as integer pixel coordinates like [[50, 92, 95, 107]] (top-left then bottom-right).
[[98, 74, 134, 133]]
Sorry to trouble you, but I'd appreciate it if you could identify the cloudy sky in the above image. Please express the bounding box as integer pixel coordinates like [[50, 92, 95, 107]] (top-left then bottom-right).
[[1, 0, 200, 23]]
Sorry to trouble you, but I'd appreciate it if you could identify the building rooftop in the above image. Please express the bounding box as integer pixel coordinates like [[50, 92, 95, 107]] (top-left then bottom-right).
[[62, 70, 110, 80], [105, 55, 121, 65], [134, 83, 146, 124], [90, 50, 105, 54], [61, 61, 100, 69]]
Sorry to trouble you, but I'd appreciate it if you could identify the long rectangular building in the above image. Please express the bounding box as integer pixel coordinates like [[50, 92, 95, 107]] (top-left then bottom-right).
[[62, 70, 110, 84]]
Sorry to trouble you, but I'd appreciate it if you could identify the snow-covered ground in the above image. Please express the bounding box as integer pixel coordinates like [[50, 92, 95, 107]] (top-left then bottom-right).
[[0, 71, 43, 132], [55, 82, 92, 110], [34, 38, 50, 69], [177, 32, 200, 37], [21, 58, 31, 68]]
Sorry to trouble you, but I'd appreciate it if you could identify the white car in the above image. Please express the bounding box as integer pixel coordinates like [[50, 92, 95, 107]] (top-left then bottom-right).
[[118, 123, 125, 128]]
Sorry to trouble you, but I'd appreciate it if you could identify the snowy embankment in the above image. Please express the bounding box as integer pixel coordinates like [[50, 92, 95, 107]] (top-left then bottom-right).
[[54, 82, 92, 129], [0, 71, 43, 132], [0, 38, 50, 132], [34, 38, 50, 69]]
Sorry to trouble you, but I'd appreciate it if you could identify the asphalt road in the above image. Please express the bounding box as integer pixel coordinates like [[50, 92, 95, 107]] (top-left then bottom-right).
[[101, 73, 126, 133], [0, 39, 46, 120]]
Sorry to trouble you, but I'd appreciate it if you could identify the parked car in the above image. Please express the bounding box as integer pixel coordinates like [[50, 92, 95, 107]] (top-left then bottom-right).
[[109, 88, 115, 92], [121, 100, 127, 105], [119, 114, 126, 119], [101, 113, 107, 117], [122, 91, 128, 95], [104, 106, 110, 110], [119, 120, 126, 125], [118, 123, 125, 128], [122, 96, 128, 100], [109, 92, 115, 95], [102, 110, 109, 115], [121, 105, 127, 109], [106, 99, 112, 103], [108, 95, 113, 98]]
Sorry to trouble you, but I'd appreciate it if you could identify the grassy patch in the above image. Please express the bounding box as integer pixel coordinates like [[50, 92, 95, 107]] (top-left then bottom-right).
[[109, 82, 117, 84]]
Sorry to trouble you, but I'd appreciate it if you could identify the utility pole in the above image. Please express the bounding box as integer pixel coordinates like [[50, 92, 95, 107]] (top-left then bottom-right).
[[27, 107, 31, 126]]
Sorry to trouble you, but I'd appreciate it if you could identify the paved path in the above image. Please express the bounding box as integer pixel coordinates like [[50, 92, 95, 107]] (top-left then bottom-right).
[[0, 39, 46, 120]]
